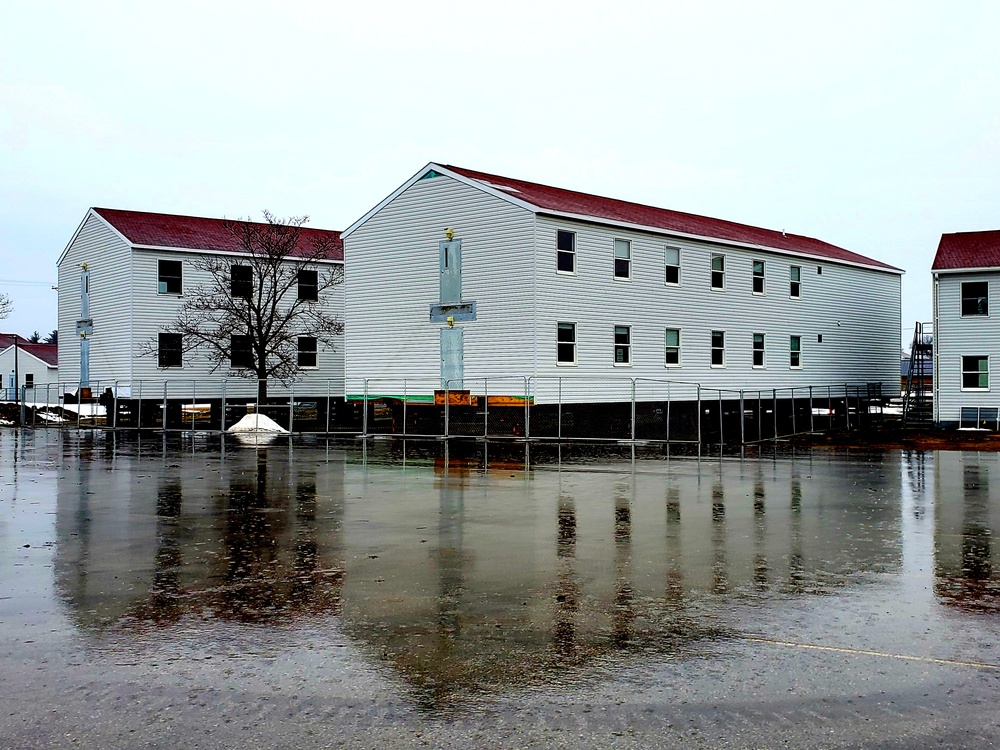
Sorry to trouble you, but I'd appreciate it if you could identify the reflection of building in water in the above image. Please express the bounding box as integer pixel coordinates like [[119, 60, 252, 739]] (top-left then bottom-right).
[[54, 439, 346, 629], [934, 452, 1000, 612]]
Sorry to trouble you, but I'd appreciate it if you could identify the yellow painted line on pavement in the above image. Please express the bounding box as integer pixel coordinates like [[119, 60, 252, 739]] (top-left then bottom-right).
[[742, 636, 1000, 670]]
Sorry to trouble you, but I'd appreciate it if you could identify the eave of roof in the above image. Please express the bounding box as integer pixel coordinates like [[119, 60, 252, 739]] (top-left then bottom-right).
[[443, 165, 901, 273], [0, 343, 58, 367], [932, 230, 1000, 271], [92, 208, 343, 261]]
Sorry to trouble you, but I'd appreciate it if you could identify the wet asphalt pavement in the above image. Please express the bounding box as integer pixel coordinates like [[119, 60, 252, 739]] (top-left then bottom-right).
[[2, 430, 1000, 749]]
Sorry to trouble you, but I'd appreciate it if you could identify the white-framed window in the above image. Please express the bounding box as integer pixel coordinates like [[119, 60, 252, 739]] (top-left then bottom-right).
[[961, 281, 989, 317], [557, 322, 577, 364], [711, 254, 725, 289], [962, 355, 989, 390], [557, 230, 576, 274], [231, 264, 253, 299], [158, 332, 183, 368], [158, 259, 182, 295], [711, 330, 725, 367], [752, 333, 765, 367], [665, 328, 681, 366], [752, 260, 765, 294], [231, 335, 253, 369], [665, 246, 681, 285], [614, 239, 631, 279], [790, 335, 802, 368], [790, 265, 801, 298], [298, 269, 319, 301], [614, 325, 631, 364], [298, 336, 318, 368]]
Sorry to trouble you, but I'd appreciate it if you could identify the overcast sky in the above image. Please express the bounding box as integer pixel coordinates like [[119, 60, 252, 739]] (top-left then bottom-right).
[[2, 0, 998, 348]]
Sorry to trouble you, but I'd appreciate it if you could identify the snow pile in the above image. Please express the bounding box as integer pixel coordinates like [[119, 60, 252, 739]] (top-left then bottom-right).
[[226, 413, 289, 434]]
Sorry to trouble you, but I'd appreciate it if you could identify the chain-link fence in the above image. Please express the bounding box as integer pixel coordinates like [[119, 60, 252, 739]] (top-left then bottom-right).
[[7, 376, 886, 446]]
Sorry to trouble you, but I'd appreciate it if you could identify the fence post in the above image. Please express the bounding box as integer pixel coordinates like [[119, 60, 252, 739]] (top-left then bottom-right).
[[403, 379, 408, 438], [809, 386, 814, 433], [666, 381, 671, 443], [791, 387, 796, 436], [162, 381, 168, 432], [739, 390, 745, 445], [696, 385, 702, 445], [718, 390, 724, 446], [558, 377, 562, 442], [445, 379, 450, 438], [77, 377, 83, 429], [221, 379, 228, 432], [483, 377, 489, 438], [362, 379, 369, 437], [524, 377, 530, 440], [190, 379, 197, 432], [324, 379, 331, 435], [631, 379, 637, 442], [112, 380, 118, 430], [772, 388, 778, 440], [19, 386, 26, 427], [137, 380, 143, 431], [289, 381, 295, 434], [844, 384, 850, 429]]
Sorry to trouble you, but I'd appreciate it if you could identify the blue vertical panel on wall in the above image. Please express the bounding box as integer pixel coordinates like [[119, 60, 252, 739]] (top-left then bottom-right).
[[439, 240, 462, 303], [440, 328, 464, 390]]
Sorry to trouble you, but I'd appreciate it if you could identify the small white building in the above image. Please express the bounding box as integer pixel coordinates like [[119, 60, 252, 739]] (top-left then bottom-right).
[[932, 230, 1000, 428], [56, 208, 345, 401], [0, 336, 58, 400], [342, 163, 903, 404]]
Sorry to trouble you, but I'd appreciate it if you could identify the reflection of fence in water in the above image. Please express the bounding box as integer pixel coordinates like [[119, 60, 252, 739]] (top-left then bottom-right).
[[15, 376, 885, 445]]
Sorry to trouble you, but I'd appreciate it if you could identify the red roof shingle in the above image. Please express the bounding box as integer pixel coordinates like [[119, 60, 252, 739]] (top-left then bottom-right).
[[932, 230, 1000, 271], [93, 208, 343, 261], [445, 165, 898, 271], [19, 343, 58, 366]]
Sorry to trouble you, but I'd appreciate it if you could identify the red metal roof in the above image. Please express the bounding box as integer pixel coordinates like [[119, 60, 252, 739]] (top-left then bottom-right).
[[445, 165, 899, 271], [0, 333, 30, 350], [93, 208, 343, 260], [19, 343, 58, 366], [932, 230, 1000, 271]]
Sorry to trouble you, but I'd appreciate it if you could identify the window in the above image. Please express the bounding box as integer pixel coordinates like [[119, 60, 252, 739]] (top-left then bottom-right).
[[711, 254, 725, 289], [158, 260, 182, 295], [231, 265, 253, 298], [817, 266, 823, 275], [665, 328, 680, 366], [665, 247, 680, 284], [557, 322, 576, 364], [753, 333, 765, 367], [711, 330, 725, 366], [231, 335, 253, 369], [962, 356, 989, 389], [790, 266, 801, 298], [752, 260, 765, 294], [298, 269, 319, 301], [298, 336, 318, 368], [790, 336, 802, 368], [614, 325, 631, 364], [613, 239, 631, 279], [24, 373, 34, 388], [817, 334, 823, 343], [557, 230, 576, 273], [961, 281, 989, 316], [158, 333, 182, 368]]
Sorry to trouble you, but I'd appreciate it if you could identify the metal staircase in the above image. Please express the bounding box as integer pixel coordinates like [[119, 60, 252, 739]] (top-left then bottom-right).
[[902, 321, 933, 424]]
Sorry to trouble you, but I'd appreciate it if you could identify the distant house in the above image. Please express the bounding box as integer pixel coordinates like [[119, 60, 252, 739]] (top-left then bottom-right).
[[932, 230, 1000, 428], [56, 208, 344, 399], [341, 163, 903, 403], [0, 337, 58, 400]]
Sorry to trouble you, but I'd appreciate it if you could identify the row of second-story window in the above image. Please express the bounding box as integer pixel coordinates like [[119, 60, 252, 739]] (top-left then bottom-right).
[[557, 230, 813, 297], [157, 333, 318, 369], [556, 323, 806, 369], [156, 260, 319, 301]]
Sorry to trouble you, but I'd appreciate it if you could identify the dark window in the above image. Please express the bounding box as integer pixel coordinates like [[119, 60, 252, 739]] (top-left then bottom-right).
[[711, 255, 725, 289], [158, 260, 182, 294], [557, 322, 576, 364], [790, 336, 802, 367], [158, 333, 182, 368], [817, 266, 823, 275], [614, 239, 631, 279], [790, 266, 801, 298], [752, 260, 765, 294], [614, 325, 631, 364], [231, 335, 253, 369], [962, 355, 989, 389], [557, 231, 575, 273], [24, 373, 34, 388], [753, 333, 765, 367], [962, 282, 989, 316], [711, 330, 725, 366], [665, 247, 680, 284], [298, 336, 318, 368], [817, 334, 823, 343], [231, 265, 253, 298], [298, 269, 319, 301], [665, 328, 680, 365]]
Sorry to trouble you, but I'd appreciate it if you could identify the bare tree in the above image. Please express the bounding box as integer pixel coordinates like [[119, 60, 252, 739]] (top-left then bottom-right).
[[0, 293, 11, 320], [145, 212, 343, 402]]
